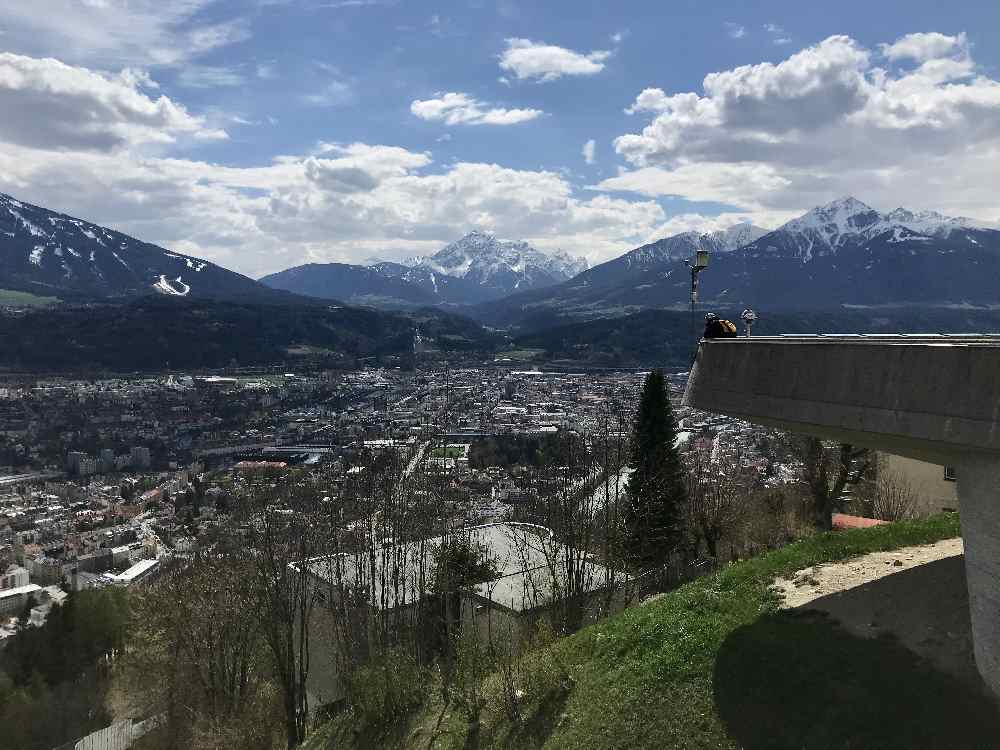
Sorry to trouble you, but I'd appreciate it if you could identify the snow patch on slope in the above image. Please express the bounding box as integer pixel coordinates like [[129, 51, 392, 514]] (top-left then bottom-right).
[[153, 275, 190, 296], [413, 231, 589, 291]]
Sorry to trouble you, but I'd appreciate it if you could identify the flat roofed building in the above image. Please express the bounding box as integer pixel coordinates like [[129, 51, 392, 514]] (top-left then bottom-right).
[[300, 523, 630, 706], [0, 583, 42, 614], [104, 558, 159, 587]]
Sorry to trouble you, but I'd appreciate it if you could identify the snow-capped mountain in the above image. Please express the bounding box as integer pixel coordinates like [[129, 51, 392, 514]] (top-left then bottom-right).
[[0, 192, 284, 302], [883, 207, 993, 237], [410, 231, 589, 298], [260, 232, 582, 308], [702, 222, 770, 253], [471, 199, 1000, 326], [260, 260, 488, 308], [753, 197, 996, 262]]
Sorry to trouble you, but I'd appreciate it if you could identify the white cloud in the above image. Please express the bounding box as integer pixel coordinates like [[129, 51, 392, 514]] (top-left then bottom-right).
[[624, 88, 674, 115], [0, 1, 249, 68], [2, 140, 672, 274], [764, 23, 791, 45], [499, 38, 611, 82], [410, 92, 543, 126], [725, 23, 745, 40], [645, 211, 790, 241], [582, 139, 596, 165], [605, 32, 1000, 224], [0, 53, 226, 152], [303, 80, 354, 107], [177, 65, 246, 88], [880, 32, 968, 63], [596, 163, 790, 207]]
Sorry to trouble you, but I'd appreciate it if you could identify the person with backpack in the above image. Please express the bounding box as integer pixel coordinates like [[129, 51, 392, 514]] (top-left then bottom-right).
[[703, 312, 738, 339]]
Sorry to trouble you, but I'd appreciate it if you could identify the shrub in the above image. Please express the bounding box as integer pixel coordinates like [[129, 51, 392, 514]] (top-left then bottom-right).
[[347, 648, 428, 730]]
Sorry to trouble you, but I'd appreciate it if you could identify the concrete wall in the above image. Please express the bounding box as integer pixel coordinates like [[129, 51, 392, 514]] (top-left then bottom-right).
[[683, 337, 1000, 464], [880, 453, 959, 516], [684, 336, 1000, 699], [956, 458, 1000, 699]]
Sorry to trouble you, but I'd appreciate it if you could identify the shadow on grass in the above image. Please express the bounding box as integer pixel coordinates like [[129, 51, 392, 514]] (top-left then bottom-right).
[[489, 683, 572, 750], [714, 608, 1000, 750]]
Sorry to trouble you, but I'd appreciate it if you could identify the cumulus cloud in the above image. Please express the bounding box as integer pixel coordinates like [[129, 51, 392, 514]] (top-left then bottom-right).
[[881, 32, 967, 62], [0, 132, 671, 275], [582, 139, 596, 165], [498, 38, 611, 82], [725, 23, 745, 40], [410, 92, 543, 125], [0, 53, 226, 151], [605, 32, 1000, 223]]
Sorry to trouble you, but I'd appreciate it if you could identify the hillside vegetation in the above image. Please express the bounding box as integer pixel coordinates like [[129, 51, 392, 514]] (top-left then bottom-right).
[[0, 298, 498, 371], [305, 513, 1000, 750], [512, 307, 1000, 368]]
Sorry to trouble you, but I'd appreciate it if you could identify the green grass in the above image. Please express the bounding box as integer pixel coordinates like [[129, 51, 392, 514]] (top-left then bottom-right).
[[429, 446, 466, 458], [306, 514, 1000, 750], [0, 288, 60, 307]]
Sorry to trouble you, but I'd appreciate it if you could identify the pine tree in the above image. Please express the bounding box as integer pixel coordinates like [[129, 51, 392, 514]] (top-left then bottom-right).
[[624, 369, 688, 568]]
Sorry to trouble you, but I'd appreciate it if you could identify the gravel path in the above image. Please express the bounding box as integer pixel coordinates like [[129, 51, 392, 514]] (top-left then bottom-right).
[[772, 537, 980, 687]]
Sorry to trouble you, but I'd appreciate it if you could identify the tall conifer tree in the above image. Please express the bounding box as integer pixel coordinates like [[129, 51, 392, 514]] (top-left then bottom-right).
[[625, 369, 687, 568]]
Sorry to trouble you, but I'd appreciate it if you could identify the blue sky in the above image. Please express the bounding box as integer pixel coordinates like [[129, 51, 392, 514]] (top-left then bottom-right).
[[1, 0, 999, 276]]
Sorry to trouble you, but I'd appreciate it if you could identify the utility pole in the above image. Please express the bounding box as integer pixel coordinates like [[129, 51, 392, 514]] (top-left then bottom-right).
[[684, 248, 710, 350]]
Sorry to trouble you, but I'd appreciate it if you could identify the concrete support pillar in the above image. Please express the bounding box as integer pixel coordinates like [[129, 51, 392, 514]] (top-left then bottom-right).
[[957, 457, 1000, 698]]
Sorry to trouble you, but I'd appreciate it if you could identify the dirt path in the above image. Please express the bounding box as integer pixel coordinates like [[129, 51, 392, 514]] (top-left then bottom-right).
[[772, 537, 981, 688], [773, 538, 964, 608]]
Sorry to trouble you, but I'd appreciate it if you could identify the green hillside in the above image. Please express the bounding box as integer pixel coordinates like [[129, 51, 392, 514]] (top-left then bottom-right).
[[305, 513, 1000, 750]]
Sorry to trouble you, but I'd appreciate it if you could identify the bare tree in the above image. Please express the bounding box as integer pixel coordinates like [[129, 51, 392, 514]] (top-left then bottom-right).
[[684, 446, 760, 559], [871, 469, 918, 521], [505, 404, 632, 634], [125, 555, 277, 750], [797, 437, 870, 530], [243, 481, 328, 749]]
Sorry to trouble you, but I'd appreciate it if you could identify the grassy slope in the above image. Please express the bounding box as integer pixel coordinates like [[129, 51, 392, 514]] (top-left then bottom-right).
[[0, 288, 60, 306], [307, 514, 1000, 750]]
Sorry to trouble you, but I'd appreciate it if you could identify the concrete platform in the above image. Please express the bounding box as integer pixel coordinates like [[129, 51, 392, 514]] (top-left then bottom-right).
[[683, 334, 1000, 699]]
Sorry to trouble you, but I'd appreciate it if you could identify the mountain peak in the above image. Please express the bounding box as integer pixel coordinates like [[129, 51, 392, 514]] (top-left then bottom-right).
[[415, 231, 587, 292], [0, 191, 279, 302], [777, 196, 882, 257], [821, 196, 875, 213]]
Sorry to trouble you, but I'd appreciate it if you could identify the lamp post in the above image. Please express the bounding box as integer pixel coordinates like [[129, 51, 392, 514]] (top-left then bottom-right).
[[684, 248, 710, 347]]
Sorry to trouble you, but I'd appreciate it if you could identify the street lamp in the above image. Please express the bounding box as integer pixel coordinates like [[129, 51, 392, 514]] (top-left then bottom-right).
[[684, 248, 710, 347]]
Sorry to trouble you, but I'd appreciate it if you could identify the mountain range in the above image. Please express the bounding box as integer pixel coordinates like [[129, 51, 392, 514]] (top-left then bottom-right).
[[261, 231, 589, 307], [0, 192, 293, 304], [472, 198, 1000, 329], [3, 190, 1000, 359]]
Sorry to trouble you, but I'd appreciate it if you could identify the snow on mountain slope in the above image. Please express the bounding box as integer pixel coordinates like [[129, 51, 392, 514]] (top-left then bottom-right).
[[702, 222, 769, 253], [411, 231, 589, 297], [473, 198, 1000, 326], [882, 208, 994, 237], [0, 192, 275, 301], [753, 197, 999, 263]]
